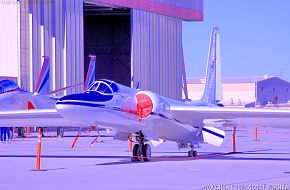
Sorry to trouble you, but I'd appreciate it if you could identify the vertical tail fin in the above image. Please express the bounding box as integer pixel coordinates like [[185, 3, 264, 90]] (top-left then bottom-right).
[[84, 54, 96, 91], [201, 26, 223, 104], [34, 56, 50, 95]]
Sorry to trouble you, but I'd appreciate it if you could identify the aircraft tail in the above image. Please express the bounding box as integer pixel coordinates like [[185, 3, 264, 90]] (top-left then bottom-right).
[[34, 56, 50, 95], [201, 26, 223, 104], [84, 54, 96, 91]]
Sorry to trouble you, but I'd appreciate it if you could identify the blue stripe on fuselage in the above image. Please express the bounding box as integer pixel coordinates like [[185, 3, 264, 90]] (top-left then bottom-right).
[[58, 91, 113, 103], [57, 101, 106, 108], [57, 93, 186, 125]]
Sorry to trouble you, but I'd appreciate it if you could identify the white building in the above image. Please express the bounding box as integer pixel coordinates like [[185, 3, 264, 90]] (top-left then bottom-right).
[[187, 76, 290, 106]]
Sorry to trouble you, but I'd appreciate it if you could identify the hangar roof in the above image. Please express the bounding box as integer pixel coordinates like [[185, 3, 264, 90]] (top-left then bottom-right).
[[84, 0, 203, 21]]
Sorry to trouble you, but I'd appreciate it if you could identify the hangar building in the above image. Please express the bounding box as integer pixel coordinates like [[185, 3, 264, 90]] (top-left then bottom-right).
[[187, 76, 290, 107], [0, 0, 204, 100]]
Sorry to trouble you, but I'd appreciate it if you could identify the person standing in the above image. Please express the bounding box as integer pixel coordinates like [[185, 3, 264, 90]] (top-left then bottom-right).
[[1, 127, 7, 142], [7, 127, 13, 142], [0, 127, 3, 142]]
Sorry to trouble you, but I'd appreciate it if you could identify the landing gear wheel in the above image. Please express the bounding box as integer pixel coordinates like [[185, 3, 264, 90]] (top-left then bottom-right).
[[132, 144, 142, 162], [57, 127, 64, 137], [188, 150, 197, 157], [142, 144, 151, 161], [18, 127, 26, 137]]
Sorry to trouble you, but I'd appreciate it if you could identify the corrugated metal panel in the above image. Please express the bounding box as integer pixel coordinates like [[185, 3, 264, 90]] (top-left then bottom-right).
[[20, 0, 30, 90], [0, 0, 19, 78], [132, 9, 184, 100], [20, 0, 84, 94], [86, 0, 203, 21], [32, 0, 41, 86]]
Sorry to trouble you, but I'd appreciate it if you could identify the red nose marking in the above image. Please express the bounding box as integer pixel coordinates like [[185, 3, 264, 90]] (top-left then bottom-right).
[[136, 93, 153, 121]]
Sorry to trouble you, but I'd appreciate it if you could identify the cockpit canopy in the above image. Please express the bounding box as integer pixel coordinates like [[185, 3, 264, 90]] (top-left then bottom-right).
[[0, 80, 20, 94], [87, 79, 119, 94]]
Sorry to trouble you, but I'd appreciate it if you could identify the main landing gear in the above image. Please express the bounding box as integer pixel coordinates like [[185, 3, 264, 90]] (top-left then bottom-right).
[[56, 127, 64, 137], [188, 143, 197, 157], [131, 131, 151, 162]]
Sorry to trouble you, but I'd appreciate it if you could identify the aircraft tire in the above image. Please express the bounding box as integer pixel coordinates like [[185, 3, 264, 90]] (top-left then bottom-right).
[[188, 150, 197, 157], [132, 144, 142, 162], [142, 144, 151, 161], [57, 127, 64, 137]]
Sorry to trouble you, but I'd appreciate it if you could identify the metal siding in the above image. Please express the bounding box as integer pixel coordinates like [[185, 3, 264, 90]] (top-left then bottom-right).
[[32, 1, 41, 88], [44, 0, 51, 58], [66, 0, 72, 94], [61, 0, 66, 92], [20, 0, 84, 94], [164, 17, 169, 97], [136, 10, 141, 89], [178, 21, 184, 98], [156, 15, 161, 92], [160, 17, 165, 96], [152, 14, 157, 92], [170, 19, 175, 97], [142, 12, 146, 89], [0, 0, 19, 78], [20, 0, 30, 90], [74, 0, 83, 94], [50, 0, 55, 90], [132, 10, 184, 100], [54, 0, 61, 91]]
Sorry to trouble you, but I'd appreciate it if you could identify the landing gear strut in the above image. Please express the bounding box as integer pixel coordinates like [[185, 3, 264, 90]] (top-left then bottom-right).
[[56, 127, 64, 137], [131, 131, 151, 162], [188, 143, 197, 157]]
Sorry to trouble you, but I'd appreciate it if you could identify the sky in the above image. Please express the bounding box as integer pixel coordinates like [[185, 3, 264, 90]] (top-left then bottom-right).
[[182, 0, 290, 81]]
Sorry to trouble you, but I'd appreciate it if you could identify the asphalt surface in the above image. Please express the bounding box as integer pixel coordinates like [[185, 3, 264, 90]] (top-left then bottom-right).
[[0, 127, 289, 190]]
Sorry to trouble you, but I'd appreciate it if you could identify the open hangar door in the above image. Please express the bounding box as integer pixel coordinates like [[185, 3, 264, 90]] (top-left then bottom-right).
[[84, 3, 131, 87]]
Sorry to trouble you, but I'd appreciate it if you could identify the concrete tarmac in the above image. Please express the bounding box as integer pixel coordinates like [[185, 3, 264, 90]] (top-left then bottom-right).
[[0, 127, 289, 190]]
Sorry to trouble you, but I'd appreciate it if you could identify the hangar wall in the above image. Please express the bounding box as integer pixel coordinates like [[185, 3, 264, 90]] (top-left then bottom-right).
[[131, 9, 185, 100], [20, 0, 84, 94], [0, 0, 20, 79], [17, 0, 200, 99]]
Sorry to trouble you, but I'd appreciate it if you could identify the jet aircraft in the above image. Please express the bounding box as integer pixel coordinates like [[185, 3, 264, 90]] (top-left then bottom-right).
[[1, 74, 290, 162], [1, 27, 290, 161], [0, 54, 96, 110], [0, 57, 53, 111], [0, 55, 96, 136]]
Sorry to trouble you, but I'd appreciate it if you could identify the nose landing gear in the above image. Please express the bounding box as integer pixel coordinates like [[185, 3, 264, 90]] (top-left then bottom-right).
[[131, 131, 151, 162]]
